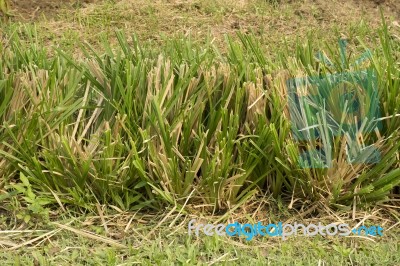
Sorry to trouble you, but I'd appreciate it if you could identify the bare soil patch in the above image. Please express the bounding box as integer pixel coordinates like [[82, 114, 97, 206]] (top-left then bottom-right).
[[3, 0, 399, 55], [7, 0, 400, 22], [9, 0, 94, 20]]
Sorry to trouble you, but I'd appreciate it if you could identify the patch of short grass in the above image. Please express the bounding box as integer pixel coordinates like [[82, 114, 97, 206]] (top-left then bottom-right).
[[0, 216, 399, 265]]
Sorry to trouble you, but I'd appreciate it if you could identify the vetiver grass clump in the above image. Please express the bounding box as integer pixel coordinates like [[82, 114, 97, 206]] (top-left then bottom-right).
[[0, 22, 399, 219]]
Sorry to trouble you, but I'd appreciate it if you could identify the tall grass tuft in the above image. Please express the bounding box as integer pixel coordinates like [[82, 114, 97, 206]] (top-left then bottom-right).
[[0, 22, 399, 216]]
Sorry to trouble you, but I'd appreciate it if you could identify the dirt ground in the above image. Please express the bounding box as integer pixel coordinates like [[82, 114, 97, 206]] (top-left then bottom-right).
[[9, 0, 94, 20], [3, 0, 399, 56], [8, 0, 400, 21]]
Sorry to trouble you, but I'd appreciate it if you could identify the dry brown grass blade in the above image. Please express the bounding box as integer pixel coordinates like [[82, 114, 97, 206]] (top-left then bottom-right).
[[146, 206, 177, 238], [273, 69, 291, 119], [0, 239, 18, 248], [245, 80, 266, 127], [51, 222, 127, 249], [8, 228, 63, 250], [96, 203, 109, 235]]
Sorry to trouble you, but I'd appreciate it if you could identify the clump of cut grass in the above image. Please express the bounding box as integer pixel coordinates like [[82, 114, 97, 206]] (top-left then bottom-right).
[[0, 18, 399, 219]]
